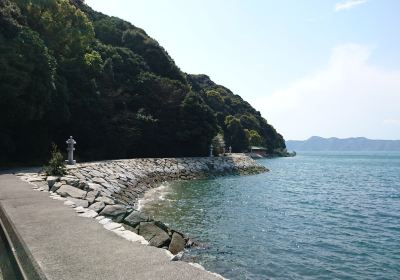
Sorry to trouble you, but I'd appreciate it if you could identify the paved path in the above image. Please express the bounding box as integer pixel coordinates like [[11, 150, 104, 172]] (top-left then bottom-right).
[[0, 174, 220, 280]]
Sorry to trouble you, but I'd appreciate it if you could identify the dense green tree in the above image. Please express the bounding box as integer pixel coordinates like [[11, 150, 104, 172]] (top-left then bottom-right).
[[246, 129, 262, 147], [16, 0, 95, 59], [211, 133, 226, 155], [177, 92, 218, 156], [0, 0, 286, 166], [224, 116, 249, 152], [189, 74, 286, 153]]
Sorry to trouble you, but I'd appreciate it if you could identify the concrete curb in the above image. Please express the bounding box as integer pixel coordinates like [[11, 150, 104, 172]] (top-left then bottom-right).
[[0, 203, 47, 280]]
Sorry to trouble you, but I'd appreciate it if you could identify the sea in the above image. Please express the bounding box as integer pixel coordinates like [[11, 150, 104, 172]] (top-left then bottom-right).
[[139, 152, 400, 280]]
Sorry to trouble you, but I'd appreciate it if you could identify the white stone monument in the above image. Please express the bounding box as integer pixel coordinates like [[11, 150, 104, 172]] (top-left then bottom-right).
[[66, 136, 77, 165], [209, 144, 214, 157]]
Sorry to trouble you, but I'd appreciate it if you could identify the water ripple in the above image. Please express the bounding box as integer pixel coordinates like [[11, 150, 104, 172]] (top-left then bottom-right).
[[142, 152, 400, 280]]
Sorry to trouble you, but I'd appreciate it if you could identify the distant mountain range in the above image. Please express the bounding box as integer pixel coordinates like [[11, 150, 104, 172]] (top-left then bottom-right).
[[286, 136, 400, 151]]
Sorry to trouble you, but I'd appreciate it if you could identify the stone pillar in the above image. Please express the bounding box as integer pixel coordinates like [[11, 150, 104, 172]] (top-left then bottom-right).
[[66, 136, 77, 165], [229, 146, 232, 154], [209, 144, 214, 157]]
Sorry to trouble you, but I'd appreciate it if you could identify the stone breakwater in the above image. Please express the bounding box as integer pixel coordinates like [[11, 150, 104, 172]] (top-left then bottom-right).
[[19, 154, 267, 256]]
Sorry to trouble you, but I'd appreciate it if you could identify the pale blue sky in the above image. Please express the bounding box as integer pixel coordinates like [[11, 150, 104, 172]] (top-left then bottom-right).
[[86, 0, 400, 140]]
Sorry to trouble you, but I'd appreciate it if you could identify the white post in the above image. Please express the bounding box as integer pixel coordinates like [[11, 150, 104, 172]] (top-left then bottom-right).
[[66, 136, 77, 165], [209, 144, 214, 157]]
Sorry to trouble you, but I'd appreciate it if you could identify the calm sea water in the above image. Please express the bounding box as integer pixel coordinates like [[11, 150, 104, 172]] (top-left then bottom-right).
[[140, 152, 400, 279]]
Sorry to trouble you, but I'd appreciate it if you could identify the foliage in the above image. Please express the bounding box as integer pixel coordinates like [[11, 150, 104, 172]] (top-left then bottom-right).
[[246, 129, 262, 147], [177, 92, 218, 156], [0, 0, 286, 166], [224, 115, 249, 152], [188, 74, 286, 153], [211, 133, 226, 155], [17, 0, 95, 59], [44, 143, 66, 176]]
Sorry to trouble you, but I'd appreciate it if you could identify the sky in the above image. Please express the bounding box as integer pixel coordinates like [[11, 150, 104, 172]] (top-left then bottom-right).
[[85, 0, 400, 140]]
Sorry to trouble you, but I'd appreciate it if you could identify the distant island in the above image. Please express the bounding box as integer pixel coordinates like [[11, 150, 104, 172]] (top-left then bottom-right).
[[286, 136, 400, 151]]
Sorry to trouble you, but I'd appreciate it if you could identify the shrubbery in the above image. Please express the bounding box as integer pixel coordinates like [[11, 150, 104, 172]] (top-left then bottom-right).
[[44, 144, 66, 176]]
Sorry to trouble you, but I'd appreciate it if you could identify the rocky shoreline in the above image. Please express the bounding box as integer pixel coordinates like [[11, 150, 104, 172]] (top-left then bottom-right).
[[17, 154, 267, 259]]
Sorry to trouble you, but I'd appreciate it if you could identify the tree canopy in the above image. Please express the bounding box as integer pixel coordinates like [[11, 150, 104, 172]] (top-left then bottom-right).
[[0, 0, 286, 166]]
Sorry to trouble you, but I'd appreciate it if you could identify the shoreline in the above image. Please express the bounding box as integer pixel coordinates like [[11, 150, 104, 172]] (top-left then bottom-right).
[[135, 182, 171, 211], [15, 154, 267, 279]]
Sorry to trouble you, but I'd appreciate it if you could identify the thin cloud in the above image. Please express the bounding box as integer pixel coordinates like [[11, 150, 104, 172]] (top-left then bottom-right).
[[256, 44, 400, 140], [335, 0, 367, 11], [383, 119, 400, 126]]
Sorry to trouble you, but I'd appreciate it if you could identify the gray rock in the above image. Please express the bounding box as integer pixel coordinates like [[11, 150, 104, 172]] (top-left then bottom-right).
[[93, 177, 106, 184], [56, 185, 87, 199], [50, 182, 63, 192], [121, 223, 138, 234], [89, 170, 103, 177], [46, 176, 59, 188], [99, 205, 127, 222], [78, 209, 98, 218], [67, 198, 89, 208], [138, 222, 170, 247], [73, 172, 85, 180], [85, 190, 100, 204], [123, 210, 150, 227], [89, 201, 105, 213], [77, 181, 87, 190], [95, 196, 115, 205], [154, 221, 169, 233], [60, 176, 80, 187], [168, 232, 186, 255], [86, 183, 102, 191]]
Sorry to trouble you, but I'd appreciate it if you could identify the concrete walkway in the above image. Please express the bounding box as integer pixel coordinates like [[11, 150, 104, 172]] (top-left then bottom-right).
[[0, 174, 221, 280]]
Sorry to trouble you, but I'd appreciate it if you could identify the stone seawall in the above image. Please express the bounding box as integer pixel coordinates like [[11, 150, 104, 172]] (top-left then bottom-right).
[[65, 154, 267, 207], [21, 154, 267, 256]]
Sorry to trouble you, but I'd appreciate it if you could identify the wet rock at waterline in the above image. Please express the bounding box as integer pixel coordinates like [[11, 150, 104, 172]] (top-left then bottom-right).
[[169, 232, 186, 255], [139, 222, 171, 248], [124, 210, 151, 227]]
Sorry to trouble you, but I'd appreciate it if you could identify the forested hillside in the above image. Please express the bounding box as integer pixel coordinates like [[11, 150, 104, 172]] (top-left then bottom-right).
[[0, 0, 286, 166]]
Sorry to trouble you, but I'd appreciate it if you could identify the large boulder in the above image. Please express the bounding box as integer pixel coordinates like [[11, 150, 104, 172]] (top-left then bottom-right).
[[89, 201, 106, 213], [85, 190, 100, 204], [60, 176, 80, 187], [138, 222, 170, 247], [123, 210, 150, 227], [67, 198, 89, 208], [50, 182, 63, 192], [86, 183, 102, 191], [95, 196, 115, 205], [46, 176, 59, 188], [56, 185, 87, 199], [99, 205, 127, 222], [168, 233, 186, 255]]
